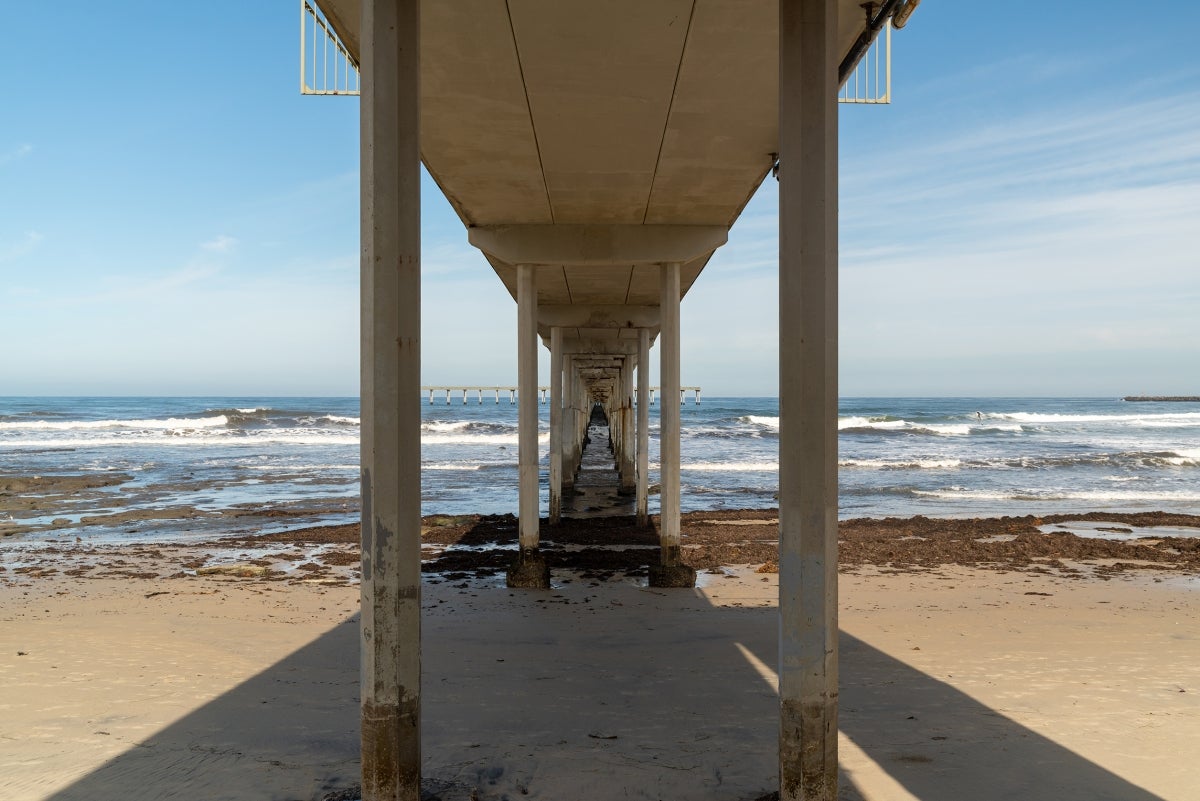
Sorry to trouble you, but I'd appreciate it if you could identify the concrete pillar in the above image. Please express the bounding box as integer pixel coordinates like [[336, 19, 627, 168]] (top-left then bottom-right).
[[778, 1, 839, 798], [561, 356, 575, 490], [650, 262, 694, 587], [359, 0, 421, 797], [619, 358, 635, 493], [509, 264, 549, 588], [636, 329, 650, 525], [549, 327, 563, 523]]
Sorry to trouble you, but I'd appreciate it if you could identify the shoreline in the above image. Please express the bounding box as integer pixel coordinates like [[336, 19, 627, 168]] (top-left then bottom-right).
[[3, 510, 1198, 800]]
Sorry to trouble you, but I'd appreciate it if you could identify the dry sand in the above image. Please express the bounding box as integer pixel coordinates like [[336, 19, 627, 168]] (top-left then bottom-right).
[[2, 516, 1198, 801]]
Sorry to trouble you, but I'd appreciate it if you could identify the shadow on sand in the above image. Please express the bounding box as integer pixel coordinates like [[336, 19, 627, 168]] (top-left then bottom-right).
[[44, 579, 1165, 801]]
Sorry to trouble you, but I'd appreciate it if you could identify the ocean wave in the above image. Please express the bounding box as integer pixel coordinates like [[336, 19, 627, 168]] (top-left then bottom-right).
[[421, 432, 547, 445], [245, 464, 360, 471], [838, 417, 972, 436], [991, 411, 1200, 426], [0, 432, 361, 449], [322, 415, 360, 425], [424, 463, 483, 471], [0, 415, 230, 431], [840, 458, 963, 469], [913, 487, 1200, 502], [681, 461, 779, 472], [738, 415, 780, 429]]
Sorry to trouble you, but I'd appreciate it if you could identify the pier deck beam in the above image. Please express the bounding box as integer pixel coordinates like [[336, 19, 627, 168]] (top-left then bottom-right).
[[649, 262, 694, 588], [778, 0, 840, 797], [509, 263, 549, 588], [359, 0, 422, 797]]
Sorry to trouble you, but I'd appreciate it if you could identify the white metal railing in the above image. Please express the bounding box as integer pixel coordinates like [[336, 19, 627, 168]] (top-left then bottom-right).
[[839, 20, 891, 105], [300, 0, 360, 96], [301, 0, 885, 103]]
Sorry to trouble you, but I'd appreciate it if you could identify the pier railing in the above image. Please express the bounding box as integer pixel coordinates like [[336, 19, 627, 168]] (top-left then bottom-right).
[[300, 1, 892, 104], [421, 386, 701, 405], [300, 0, 359, 96]]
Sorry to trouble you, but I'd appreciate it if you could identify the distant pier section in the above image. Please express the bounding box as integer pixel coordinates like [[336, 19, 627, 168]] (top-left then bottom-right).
[[421, 385, 701, 405], [1123, 396, 1200, 402]]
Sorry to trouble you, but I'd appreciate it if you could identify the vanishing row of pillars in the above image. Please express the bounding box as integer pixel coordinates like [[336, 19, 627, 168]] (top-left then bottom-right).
[[359, 0, 838, 798], [508, 261, 689, 591]]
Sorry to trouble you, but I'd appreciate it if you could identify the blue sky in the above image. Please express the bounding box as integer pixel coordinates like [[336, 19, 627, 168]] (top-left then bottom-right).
[[3, 2, 1198, 397]]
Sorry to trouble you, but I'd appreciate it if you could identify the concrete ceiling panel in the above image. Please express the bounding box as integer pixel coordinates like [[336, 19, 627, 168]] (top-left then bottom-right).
[[507, 0, 693, 224], [645, 0, 778, 226], [421, 2, 551, 225]]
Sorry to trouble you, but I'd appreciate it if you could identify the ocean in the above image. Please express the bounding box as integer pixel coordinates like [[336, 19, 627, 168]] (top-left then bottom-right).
[[2, 396, 1199, 545]]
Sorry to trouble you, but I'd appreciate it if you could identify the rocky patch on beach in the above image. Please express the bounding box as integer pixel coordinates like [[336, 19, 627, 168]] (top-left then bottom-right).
[[202, 509, 1200, 582], [4, 510, 1198, 587]]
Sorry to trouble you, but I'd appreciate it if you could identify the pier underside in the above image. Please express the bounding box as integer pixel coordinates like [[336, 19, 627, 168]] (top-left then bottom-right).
[[343, 0, 897, 798]]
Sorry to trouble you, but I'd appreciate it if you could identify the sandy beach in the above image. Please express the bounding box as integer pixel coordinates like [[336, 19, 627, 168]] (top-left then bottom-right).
[[3, 511, 1198, 801]]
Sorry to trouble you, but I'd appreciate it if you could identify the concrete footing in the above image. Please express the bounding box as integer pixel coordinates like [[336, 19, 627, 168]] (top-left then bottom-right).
[[648, 562, 696, 588], [648, 545, 696, 588], [506, 548, 551, 589]]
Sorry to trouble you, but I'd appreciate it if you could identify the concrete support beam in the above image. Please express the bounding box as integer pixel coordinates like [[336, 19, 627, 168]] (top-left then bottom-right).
[[536, 304, 661, 333], [549, 327, 563, 523], [649, 262, 693, 588], [778, 0, 840, 798], [509, 264, 549, 588], [359, 0, 421, 797], [468, 224, 727, 267], [636, 329, 650, 525]]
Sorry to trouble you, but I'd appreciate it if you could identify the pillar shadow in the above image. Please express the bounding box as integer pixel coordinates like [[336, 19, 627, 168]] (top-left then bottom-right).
[[42, 585, 1167, 801], [738, 625, 1167, 801], [43, 616, 362, 801]]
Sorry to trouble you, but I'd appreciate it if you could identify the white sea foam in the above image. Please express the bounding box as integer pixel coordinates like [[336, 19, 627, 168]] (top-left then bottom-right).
[[421, 432, 547, 445], [840, 458, 962, 469], [322, 415, 361, 425], [0, 432, 361, 449], [837, 417, 971, 436], [681, 461, 779, 472], [237, 407, 265, 414], [246, 464, 359, 471], [914, 487, 1200, 502], [993, 411, 1200, 426], [741, 415, 780, 428], [1165, 448, 1200, 466], [424, 463, 484, 471], [0, 415, 229, 431], [422, 421, 473, 433]]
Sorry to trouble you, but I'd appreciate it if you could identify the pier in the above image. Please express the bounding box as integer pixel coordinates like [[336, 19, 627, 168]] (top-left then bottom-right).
[[1123, 396, 1200, 402], [420, 385, 700, 404], [320, 1, 912, 797]]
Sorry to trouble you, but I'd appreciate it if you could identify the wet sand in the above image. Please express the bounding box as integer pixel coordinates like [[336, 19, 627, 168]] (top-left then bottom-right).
[[2, 512, 1199, 800]]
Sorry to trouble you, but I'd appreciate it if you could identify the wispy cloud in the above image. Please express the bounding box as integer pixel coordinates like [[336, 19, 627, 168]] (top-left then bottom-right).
[[0, 230, 44, 263], [0, 143, 32, 167], [201, 234, 238, 253]]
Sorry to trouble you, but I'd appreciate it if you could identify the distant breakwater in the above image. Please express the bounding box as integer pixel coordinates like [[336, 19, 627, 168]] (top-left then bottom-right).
[[1123, 396, 1200, 402]]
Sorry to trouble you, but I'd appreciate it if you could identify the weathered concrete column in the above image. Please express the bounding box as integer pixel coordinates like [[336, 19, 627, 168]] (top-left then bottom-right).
[[779, 0, 839, 798], [549, 327, 563, 524], [359, 0, 420, 797], [508, 264, 549, 588], [650, 262, 694, 587], [562, 356, 577, 489], [636, 329, 650, 525], [619, 358, 636, 493]]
